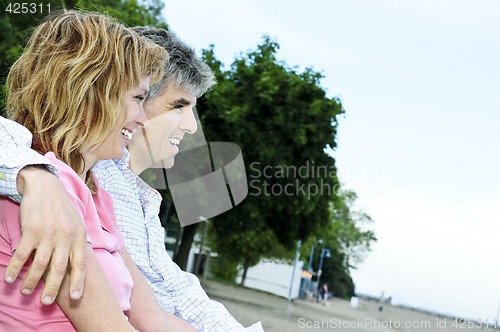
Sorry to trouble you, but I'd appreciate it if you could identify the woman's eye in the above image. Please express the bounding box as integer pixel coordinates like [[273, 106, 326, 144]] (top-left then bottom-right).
[[135, 96, 145, 102], [174, 105, 183, 113]]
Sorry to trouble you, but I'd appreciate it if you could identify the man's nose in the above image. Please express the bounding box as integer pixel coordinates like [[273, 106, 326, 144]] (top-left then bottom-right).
[[180, 108, 198, 134]]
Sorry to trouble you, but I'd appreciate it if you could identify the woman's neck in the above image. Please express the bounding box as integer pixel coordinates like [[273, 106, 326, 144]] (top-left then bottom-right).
[[80, 153, 96, 181]]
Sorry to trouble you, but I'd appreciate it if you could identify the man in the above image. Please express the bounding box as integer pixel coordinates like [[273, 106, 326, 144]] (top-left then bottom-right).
[[0, 27, 263, 331]]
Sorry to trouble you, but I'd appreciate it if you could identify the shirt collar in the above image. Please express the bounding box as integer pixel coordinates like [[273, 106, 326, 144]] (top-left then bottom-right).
[[114, 149, 130, 170]]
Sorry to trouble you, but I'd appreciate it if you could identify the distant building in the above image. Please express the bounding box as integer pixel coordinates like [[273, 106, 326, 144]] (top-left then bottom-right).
[[235, 259, 304, 299]]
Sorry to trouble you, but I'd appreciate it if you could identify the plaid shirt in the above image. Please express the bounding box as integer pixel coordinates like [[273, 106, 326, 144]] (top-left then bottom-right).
[[0, 116, 263, 332]]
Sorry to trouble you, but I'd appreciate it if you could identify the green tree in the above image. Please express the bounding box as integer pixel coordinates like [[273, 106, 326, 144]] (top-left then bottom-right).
[[302, 188, 377, 299], [198, 37, 344, 284], [329, 189, 377, 269], [0, 0, 49, 116]]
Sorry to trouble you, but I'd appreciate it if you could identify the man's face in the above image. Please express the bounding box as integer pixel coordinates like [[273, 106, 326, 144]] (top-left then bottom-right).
[[129, 81, 197, 170]]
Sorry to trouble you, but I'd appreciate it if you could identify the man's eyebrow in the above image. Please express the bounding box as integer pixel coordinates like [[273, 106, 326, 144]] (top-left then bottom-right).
[[169, 98, 192, 107]]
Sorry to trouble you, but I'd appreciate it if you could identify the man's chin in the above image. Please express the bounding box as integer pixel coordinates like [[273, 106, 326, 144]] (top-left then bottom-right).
[[150, 157, 174, 169]]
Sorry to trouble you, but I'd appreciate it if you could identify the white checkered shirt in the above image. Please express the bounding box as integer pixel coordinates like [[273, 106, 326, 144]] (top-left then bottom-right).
[[0, 116, 263, 332], [0, 117, 58, 202]]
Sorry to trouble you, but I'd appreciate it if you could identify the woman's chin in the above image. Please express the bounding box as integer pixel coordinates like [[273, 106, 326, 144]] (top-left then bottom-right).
[[111, 147, 127, 160]]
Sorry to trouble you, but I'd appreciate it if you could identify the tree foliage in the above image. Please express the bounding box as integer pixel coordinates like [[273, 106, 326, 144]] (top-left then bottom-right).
[[331, 189, 377, 267], [199, 37, 345, 284], [301, 188, 376, 298]]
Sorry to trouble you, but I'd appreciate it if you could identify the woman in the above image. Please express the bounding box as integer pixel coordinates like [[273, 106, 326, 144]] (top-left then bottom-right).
[[0, 11, 195, 331]]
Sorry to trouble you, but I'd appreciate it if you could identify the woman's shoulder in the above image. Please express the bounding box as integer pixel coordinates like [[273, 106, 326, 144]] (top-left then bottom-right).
[[43, 152, 91, 208], [44, 152, 81, 181]]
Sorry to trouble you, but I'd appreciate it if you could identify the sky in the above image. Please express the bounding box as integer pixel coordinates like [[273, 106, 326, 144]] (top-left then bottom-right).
[[162, 0, 500, 320]]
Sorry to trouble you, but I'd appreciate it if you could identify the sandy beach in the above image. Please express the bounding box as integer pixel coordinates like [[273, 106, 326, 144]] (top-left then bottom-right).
[[203, 280, 493, 332]]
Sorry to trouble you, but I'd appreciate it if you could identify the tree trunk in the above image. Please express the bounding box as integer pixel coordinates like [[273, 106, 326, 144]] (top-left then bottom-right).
[[173, 223, 198, 271], [158, 199, 172, 228], [239, 257, 251, 286]]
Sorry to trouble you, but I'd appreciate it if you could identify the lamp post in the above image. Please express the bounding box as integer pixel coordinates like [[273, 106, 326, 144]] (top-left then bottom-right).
[[306, 239, 323, 300], [316, 247, 330, 301], [288, 240, 301, 303], [307, 239, 323, 272]]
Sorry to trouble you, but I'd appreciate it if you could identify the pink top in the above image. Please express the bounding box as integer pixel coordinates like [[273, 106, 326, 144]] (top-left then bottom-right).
[[0, 152, 133, 331]]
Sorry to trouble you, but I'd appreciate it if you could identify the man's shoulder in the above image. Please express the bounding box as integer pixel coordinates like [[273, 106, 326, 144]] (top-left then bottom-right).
[[93, 159, 129, 181], [93, 158, 139, 196], [94, 158, 123, 172]]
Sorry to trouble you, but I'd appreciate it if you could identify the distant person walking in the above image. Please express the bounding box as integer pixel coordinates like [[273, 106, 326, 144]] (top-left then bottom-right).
[[319, 283, 329, 305]]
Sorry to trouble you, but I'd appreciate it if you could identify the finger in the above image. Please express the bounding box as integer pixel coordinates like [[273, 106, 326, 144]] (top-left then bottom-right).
[[19, 243, 53, 302], [4, 235, 37, 284], [40, 246, 70, 305], [68, 234, 87, 300]]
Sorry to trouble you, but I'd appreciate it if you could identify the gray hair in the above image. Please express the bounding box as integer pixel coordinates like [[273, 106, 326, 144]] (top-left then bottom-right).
[[132, 27, 216, 98]]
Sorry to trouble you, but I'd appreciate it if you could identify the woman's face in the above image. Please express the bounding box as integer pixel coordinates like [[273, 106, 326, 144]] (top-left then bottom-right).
[[88, 76, 150, 164]]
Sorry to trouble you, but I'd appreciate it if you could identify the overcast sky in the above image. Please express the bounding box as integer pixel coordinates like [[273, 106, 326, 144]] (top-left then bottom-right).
[[162, 0, 500, 320]]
